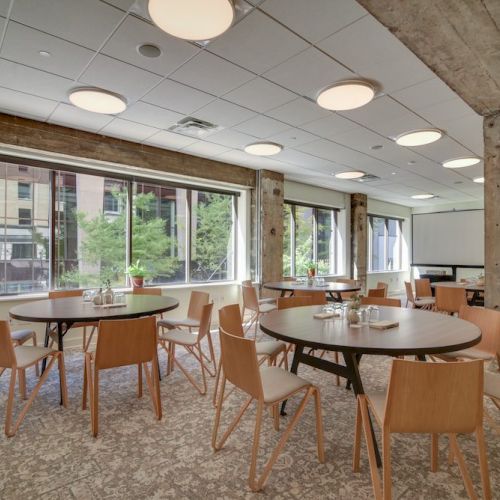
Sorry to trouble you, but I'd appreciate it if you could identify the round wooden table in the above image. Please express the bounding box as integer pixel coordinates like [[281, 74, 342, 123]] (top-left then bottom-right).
[[431, 281, 485, 306], [263, 281, 361, 302]]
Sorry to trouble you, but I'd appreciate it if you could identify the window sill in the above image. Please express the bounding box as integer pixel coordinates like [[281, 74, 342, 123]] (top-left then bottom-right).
[[367, 270, 407, 274]]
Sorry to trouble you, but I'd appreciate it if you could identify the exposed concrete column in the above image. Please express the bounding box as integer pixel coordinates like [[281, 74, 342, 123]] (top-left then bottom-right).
[[350, 193, 368, 293], [258, 170, 284, 296], [484, 113, 500, 310]]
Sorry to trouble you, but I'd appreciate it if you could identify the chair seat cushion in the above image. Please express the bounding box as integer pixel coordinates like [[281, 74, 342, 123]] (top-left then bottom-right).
[[441, 348, 494, 361], [484, 370, 500, 399], [258, 297, 276, 305], [256, 340, 286, 357], [157, 318, 200, 330], [414, 298, 435, 306], [367, 391, 387, 425], [159, 329, 198, 346], [14, 345, 54, 368], [10, 328, 35, 343], [259, 303, 277, 314], [260, 366, 310, 404]]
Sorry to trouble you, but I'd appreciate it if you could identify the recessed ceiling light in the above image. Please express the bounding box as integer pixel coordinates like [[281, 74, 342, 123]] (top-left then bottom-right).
[[395, 129, 442, 147], [148, 0, 234, 41], [316, 80, 375, 111], [473, 177, 485, 184], [137, 43, 162, 58], [335, 171, 365, 179], [39, 50, 51, 57], [391, 172, 397, 175], [411, 193, 435, 200], [244, 142, 283, 156], [442, 157, 481, 168], [69, 88, 127, 114], [408, 160, 417, 165]]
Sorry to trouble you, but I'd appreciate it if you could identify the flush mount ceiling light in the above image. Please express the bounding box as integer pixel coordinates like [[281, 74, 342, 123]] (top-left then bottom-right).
[[473, 177, 485, 184], [148, 0, 234, 41], [395, 129, 442, 147], [335, 171, 365, 179], [442, 157, 481, 169], [316, 80, 375, 111], [244, 142, 283, 156], [69, 88, 127, 114], [411, 193, 435, 200]]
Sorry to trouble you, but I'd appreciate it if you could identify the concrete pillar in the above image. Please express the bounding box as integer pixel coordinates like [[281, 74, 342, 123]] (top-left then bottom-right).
[[484, 113, 500, 310], [258, 170, 284, 295], [350, 193, 368, 293]]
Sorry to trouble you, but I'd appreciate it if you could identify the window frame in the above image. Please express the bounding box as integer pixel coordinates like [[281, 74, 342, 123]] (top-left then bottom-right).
[[17, 181, 32, 200], [368, 214, 403, 272]]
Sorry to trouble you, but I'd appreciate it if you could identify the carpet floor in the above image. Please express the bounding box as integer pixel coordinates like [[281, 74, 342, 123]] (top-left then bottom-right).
[[0, 332, 498, 499]]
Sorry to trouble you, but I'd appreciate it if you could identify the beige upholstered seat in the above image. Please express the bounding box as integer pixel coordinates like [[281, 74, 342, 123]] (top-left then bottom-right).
[[256, 340, 288, 357], [158, 317, 200, 329], [242, 284, 277, 336], [260, 366, 310, 403], [405, 281, 435, 310], [14, 346, 54, 368], [158, 290, 209, 331], [242, 280, 276, 306], [484, 370, 500, 400], [414, 297, 436, 307], [159, 329, 198, 346], [10, 329, 37, 344], [444, 348, 493, 360]]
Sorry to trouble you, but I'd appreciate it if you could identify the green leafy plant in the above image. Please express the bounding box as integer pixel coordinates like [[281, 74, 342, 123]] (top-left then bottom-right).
[[307, 261, 316, 270], [127, 259, 146, 278], [349, 292, 362, 310]]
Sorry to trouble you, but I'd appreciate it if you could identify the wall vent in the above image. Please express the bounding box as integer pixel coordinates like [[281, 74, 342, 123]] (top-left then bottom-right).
[[357, 174, 381, 183], [168, 117, 222, 138]]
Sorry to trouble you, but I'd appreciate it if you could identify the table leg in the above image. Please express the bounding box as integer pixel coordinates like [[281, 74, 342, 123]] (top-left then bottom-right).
[[280, 344, 304, 415], [346, 353, 362, 391], [280, 290, 286, 298], [57, 322, 65, 405], [417, 354, 426, 361], [41, 322, 51, 374]]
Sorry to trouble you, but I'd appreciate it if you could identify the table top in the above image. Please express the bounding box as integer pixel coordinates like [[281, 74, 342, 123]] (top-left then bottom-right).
[[9, 295, 179, 323], [260, 305, 481, 356], [263, 281, 361, 293], [431, 281, 484, 291]]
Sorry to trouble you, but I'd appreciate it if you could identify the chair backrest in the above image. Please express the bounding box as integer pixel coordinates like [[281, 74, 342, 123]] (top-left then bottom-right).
[[384, 359, 483, 434], [367, 287, 385, 298], [95, 316, 157, 370], [187, 291, 210, 320], [361, 297, 401, 307], [376, 281, 388, 297], [197, 303, 214, 342], [277, 295, 313, 310], [242, 284, 259, 312], [414, 278, 432, 298], [132, 287, 162, 296], [459, 305, 500, 359], [294, 289, 326, 305], [0, 321, 15, 369], [404, 281, 415, 304], [219, 304, 245, 338], [435, 286, 467, 314], [48, 289, 83, 299], [241, 280, 252, 287], [219, 327, 262, 400]]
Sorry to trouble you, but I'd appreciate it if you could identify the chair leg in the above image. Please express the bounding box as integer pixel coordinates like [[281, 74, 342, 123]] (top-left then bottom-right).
[[313, 388, 325, 463], [137, 363, 143, 398], [82, 326, 87, 352], [353, 397, 362, 472], [382, 430, 392, 500], [143, 361, 162, 420], [212, 359, 222, 407], [152, 356, 162, 420], [32, 333, 39, 377], [169, 344, 208, 395], [475, 426, 491, 500], [4, 369, 17, 437], [83, 326, 97, 352], [449, 434, 476, 499], [272, 404, 279, 431], [82, 356, 88, 410], [334, 351, 340, 386], [248, 401, 264, 491], [431, 434, 439, 472], [18, 369, 26, 400], [205, 331, 217, 376]]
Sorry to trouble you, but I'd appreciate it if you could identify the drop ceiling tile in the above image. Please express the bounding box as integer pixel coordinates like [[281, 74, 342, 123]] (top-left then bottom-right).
[[277, 149, 333, 170], [263, 47, 353, 98], [144, 130, 197, 150], [297, 138, 370, 167], [373, 115, 431, 139], [180, 141, 231, 158], [101, 0, 136, 12], [101, 15, 200, 77], [233, 115, 289, 138], [267, 127, 317, 147], [0, 86, 58, 120], [192, 99, 256, 128], [224, 77, 296, 113], [391, 78, 458, 110], [260, 0, 367, 43], [10, 0, 124, 50], [119, 101, 183, 129], [418, 98, 477, 128], [208, 10, 308, 74], [205, 129, 257, 149], [410, 136, 473, 164], [170, 51, 254, 97], [80, 54, 162, 101], [142, 79, 214, 115], [49, 102, 114, 132], [99, 117, 159, 142], [300, 113, 359, 139], [0, 5, 8, 16], [1, 22, 95, 79], [0, 59, 73, 101], [442, 115, 483, 156], [265, 98, 330, 126]]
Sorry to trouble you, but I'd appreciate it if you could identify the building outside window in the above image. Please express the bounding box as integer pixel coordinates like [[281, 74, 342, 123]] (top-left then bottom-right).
[[17, 182, 32, 200], [18, 208, 32, 225], [368, 215, 403, 272]]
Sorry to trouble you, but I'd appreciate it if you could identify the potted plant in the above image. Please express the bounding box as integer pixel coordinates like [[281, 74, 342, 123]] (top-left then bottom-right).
[[127, 259, 146, 288], [306, 261, 316, 279]]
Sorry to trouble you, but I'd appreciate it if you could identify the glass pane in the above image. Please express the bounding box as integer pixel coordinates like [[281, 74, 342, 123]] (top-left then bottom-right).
[[370, 217, 386, 271], [317, 208, 334, 275], [283, 204, 292, 277], [387, 219, 400, 270], [132, 182, 187, 284], [0, 163, 50, 294], [190, 191, 234, 282], [295, 205, 314, 276], [54, 172, 128, 288]]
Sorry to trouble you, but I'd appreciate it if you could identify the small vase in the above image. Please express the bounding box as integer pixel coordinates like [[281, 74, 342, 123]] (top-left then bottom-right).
[[307, 268, 316, 278], [92, 288, 103, 306], [131, 276, 144, 288], [347, 309, 360, 325], [102, 286, 114, 305]]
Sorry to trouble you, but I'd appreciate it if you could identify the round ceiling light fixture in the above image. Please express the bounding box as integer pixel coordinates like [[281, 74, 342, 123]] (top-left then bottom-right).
[[335, 171, 365, 180], [473, 177, 485, 184], [69, 88, 127, 114], [395, 129, 442, 147], [316, 80, 375, 111], [244, 141, 283, 156], [442, 157, 480, 169], [411, 193, 435, 200], [148, 0, 234, 41]]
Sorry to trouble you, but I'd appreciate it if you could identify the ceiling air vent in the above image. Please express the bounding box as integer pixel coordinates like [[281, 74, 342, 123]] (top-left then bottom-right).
[[168, 117, 222, 138], [357, 174, 381, 183]]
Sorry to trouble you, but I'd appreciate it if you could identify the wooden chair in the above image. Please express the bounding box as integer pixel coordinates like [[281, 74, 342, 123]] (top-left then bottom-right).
[[48, 289, 98, 351], [212, 327, 325, 492], [158, 303, 215, 395], [241, 284, 276, 337], [484, 370, 500, 435], [242, 280, 275, 306], [157, 290, 209, 331], [0, 320, 67, 437], [0, 327, 39, 379], [82, 316, 161, 437], [368, 287, 385, 298], [294, 289, 327, 305], [435, 287, 467, 315], [361, 297, 401, 308], [353, 359, 491, 500], [336, 278, 358, 301], [377, 281, 389, 297], [276, 296, 313, 310], [414, 278, 433, 298], [404, 281, 434, 310]]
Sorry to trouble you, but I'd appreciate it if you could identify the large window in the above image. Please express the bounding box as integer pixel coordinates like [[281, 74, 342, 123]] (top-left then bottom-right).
[[369, 215, 402, 271], [283, 202, 337, 277], [0, 160, 237, 295]]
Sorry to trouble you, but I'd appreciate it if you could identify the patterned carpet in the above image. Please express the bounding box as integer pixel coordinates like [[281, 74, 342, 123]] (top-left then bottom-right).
[[0, 332, 498, 500]]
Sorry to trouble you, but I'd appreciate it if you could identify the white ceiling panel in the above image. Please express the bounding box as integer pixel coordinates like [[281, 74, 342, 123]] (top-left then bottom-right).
[[263, 47, 353, 98], [49, 102, 114, 132], [223, 77, 295, 113], [119, 101, 183, 129], [373, 115, 432, 140], [144, 130, 197, 150], [267, 127, 317, 148], [10, 0, 124, 50], [142, 79, 214, 115], [0, 4, 9, 17], [276, 148, 333, 170], [80, 54, 162, 101], [208, 10, 308, 74], [101, 0, 136, 12], [1, 22, 95, 79], [180, 141, 230, 158], [418, 98, 477, 129], [234, 114, 289, 138], [170, 51, 254, 97], [391, 78, 459, 110], [0, 86, 58, 120], [265, 98, 330, 126], [205, 128, 257, 149], [260, 0, 367, 43], [410, 136, 474, 164], [301, 113, 359, 140], [99, 117, 159, 141], [101, 15, 200, 77], [442, 116, 484, 156], [192, 99, 256, 128]]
